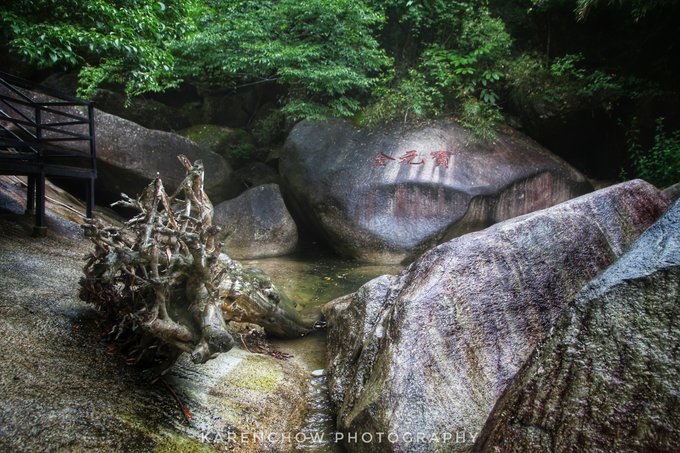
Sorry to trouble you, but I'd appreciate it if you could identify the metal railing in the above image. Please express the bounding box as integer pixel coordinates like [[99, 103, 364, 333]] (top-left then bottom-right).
[[0, 71, 97, 234]]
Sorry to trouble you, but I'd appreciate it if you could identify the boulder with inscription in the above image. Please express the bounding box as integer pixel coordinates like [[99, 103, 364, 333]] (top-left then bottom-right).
[[281, 119, 592, 263]]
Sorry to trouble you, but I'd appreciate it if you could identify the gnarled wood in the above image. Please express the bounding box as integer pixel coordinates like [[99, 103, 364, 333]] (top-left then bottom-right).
[[79, 156, 313, 371]]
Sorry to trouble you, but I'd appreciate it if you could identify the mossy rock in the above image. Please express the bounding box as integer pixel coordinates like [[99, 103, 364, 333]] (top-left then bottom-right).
[[180, 124, 255, 163], [208, 352, 308, 428], [221, 355, 283, 392]]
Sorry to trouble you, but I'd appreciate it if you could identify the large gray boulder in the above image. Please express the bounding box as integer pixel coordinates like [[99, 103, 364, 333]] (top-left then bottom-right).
[[0, 83, 239, 204], [281, 119, 592, 264], [322, 180, 670, 452], [213, 184, 298, 259], [94, 110, 240, 203], [474, 199, 680, 452]]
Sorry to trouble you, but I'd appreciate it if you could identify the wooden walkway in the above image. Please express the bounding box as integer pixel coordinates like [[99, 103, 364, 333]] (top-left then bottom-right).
[[0, 72, 96, 234]]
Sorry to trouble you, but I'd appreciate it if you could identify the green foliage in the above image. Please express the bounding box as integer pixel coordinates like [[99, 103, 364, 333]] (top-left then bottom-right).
[[2, 0, 677, 153], [0, 0, 200, 99], [357, 69, 443, 126], [574, 0, 676, 21], [529, 0, 675, 20], [252, 110, 289, 147], [375, 0, 485, 46], [459, 97, 504, 142], [360, 4, 511, 138], [506, 52, 627, 115], [175, 0, 389, 120], [230, 142, 256, 161], [627, 118, 680, 188], [549, 53, 585, 79]]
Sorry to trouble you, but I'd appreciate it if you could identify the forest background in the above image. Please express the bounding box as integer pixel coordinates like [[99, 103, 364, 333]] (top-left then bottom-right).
[[1, 0, 678, 186]]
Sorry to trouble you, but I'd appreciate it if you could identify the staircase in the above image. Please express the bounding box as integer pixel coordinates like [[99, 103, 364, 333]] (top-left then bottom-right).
[[0, 71, 97, 235]]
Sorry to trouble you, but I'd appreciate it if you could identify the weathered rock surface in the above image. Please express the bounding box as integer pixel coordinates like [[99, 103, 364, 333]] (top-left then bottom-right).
[[474, 199, 680, 452], [93, 111, 240, 203], [0, 210, 309, 452], [281, 119, 593, 263], [322, 180, 670, 452], [664, 181, 680, 201], [214, 184, 298, 259], [179, 124, 255, 163], [0, 84, 240, 204]]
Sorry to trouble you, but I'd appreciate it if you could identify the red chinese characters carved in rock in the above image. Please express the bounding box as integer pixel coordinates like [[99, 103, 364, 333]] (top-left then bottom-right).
[[370, 149, 452, 169], [372, 152, 396, 167], [430, 150, 451, 169], [398, 150, 424, 165]]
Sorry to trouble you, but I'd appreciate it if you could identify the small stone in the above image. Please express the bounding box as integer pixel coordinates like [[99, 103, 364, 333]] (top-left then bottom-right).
[[311, 369, 325, 378]]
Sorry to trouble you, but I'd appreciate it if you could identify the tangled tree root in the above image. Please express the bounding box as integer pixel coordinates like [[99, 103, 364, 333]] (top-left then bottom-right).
[[80, 156, 313, 373]]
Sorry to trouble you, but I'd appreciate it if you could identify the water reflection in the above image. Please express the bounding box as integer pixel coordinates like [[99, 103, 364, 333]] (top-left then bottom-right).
[[242, 251, 402, 322], [243, 249, 402, 452]]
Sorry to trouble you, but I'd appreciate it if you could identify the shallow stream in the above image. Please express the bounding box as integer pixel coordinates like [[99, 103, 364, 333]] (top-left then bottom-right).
[[243, 248, 402, 452]]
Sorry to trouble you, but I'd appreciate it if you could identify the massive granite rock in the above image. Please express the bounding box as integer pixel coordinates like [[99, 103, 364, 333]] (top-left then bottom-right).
[[281, 119, 592, 264], [93, 111, 240, 204], [322, 180, 670, 453], [0, 83, 239, 204], [474, 200, 680, 452], [213, 184, 298, 259]]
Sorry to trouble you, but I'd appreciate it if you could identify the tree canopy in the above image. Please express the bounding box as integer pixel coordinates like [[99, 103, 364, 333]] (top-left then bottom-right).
[[1, 0, 678, 182]]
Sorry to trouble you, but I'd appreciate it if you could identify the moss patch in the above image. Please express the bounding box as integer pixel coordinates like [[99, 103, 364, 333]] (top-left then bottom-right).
[[179, 124, 254, 161], [116, 413, 216, 453], [221, 355, 282, 392]]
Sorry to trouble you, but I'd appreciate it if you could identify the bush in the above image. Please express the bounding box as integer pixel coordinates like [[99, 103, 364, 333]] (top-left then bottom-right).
[[360, 5, 511, 139], [0, 0, 199, 99], [627, 118, 680, 188], [175, 0, 389, 120]]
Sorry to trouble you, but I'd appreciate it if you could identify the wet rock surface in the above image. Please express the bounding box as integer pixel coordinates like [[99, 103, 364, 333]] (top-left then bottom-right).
[[474, 199, 680, 452], [214, 184, 298, 259], [322, 180, 670, 452], [0, 197, 309, 452], [281, 119, 592, 263]]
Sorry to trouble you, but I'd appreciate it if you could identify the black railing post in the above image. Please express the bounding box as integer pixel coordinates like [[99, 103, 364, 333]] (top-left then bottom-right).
[[0, 71, 97, 234], [33, 105, 47, 236], [33, 171, 47, 236], [35, 104, 41, 153], [86, 103, 96, 219], [26, 175, 36, 215]]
